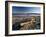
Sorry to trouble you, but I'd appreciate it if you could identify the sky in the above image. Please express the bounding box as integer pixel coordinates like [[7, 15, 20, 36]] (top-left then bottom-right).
[[12, 6, 40, 14]]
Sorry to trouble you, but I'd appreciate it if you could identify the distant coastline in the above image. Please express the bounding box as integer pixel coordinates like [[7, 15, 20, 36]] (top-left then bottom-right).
[[12, 13, 40, 16]]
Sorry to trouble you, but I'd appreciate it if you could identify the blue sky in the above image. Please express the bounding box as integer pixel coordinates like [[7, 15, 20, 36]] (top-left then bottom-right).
[[12, 6, 40, 14]]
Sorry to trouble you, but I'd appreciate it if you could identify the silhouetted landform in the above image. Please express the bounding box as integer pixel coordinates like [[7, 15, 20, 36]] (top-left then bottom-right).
[[12, 13, 40, 16]]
